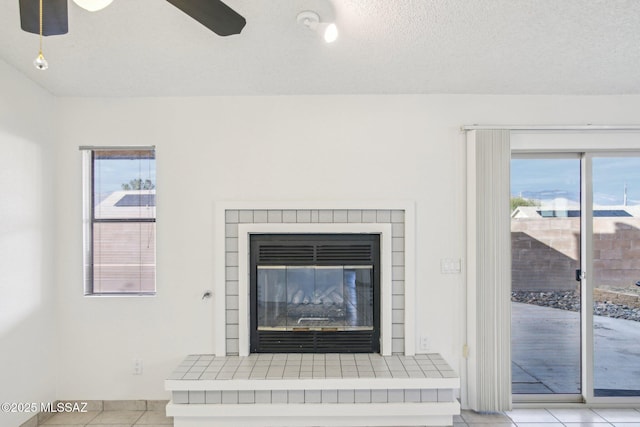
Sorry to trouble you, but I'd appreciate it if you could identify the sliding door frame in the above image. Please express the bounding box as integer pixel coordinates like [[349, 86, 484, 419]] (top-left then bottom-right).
[[581, 153, 594, 404], [511, 132, 640, 405], [586, 151, 640, 405], [510, 152, 584, 404]]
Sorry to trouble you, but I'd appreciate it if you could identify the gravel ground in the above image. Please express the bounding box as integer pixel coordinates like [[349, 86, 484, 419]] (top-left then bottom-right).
[[512, 290, 640, 322]]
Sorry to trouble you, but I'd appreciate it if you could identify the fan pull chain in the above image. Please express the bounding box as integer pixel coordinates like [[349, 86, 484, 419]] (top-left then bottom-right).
[[39, 0, 43, 52], [34, 0, 49, 70]]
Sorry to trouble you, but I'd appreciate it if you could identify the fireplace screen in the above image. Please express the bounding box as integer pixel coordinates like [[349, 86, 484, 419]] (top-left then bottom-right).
[[257, 265, 374, 331], [250, 233, 380, 353]]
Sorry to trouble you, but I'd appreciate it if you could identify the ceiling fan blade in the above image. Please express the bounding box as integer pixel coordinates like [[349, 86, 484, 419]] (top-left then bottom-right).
[[166, 0, 246, 36], [19, 0, 68, 36]]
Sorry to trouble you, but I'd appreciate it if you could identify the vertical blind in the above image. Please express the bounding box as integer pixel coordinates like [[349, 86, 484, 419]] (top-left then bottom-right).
[[466, 130, 512, 412], [81, 146, 156, 295]]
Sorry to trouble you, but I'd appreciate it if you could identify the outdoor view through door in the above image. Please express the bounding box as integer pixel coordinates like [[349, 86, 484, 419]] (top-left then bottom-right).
[[511, 155, 640, 398], [592, 157, 640, 397], [511, 157, 582, 395]]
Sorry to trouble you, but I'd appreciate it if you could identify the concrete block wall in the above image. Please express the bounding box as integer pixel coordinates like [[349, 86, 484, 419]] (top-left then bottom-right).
[[512, 217, 640, 291]]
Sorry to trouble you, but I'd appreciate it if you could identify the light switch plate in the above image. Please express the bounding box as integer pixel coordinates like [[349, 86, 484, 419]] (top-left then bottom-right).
[[440, 258, 461, 274]]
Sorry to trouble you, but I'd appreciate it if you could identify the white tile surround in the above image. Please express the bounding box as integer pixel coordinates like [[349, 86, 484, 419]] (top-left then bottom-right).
[[214, 202, 415, 356], [165, 353, 460, 427], [237, 222, 394, 356]]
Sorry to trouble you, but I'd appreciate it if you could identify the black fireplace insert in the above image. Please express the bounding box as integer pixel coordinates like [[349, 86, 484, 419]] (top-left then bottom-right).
[[250, 234, 380, 353]]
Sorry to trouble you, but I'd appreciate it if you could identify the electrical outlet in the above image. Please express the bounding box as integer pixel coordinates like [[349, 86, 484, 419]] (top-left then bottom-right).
[[420, 336, 430, 351], [133, 359, 143, 375]]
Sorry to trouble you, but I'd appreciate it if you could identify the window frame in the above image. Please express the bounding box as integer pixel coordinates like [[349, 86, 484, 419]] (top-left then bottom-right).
[[81, 146, 157, 296]]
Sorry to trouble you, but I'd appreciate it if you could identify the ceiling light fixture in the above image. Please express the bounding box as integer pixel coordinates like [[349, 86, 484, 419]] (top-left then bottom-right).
[[33, 0, 48, 70], [297, 11, 338, 43], [73, 0, 114, 12]]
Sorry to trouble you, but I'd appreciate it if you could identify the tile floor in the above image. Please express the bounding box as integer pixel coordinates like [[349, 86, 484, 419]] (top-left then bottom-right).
[[455, 408, 640, 427], [36, 409, 173, 426], [32, 407, 640, 426]]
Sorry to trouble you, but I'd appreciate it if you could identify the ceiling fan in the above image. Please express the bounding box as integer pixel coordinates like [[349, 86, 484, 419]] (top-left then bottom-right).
[[18, 0, 247, 37]]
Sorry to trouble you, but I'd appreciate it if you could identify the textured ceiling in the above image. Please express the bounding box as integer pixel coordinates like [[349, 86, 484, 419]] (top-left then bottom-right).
[[0, 0, 639, 97]]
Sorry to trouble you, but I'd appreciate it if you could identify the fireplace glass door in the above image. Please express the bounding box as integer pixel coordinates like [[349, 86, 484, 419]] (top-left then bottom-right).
[[257, 265, 374, 331], [250, 233, 380, 353]]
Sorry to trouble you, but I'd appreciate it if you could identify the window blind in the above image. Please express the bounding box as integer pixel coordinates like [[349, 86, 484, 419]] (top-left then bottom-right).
[[466, 130, 512, 412], [81, 146, 156, 295]]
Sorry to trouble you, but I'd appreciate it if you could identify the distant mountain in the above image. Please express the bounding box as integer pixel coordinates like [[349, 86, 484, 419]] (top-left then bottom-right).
[[512, 189, 639, 207], [512, 190, 580, 202]]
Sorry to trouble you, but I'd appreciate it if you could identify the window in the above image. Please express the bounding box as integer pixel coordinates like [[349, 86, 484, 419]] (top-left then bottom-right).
[[81, 147, 156, 295]]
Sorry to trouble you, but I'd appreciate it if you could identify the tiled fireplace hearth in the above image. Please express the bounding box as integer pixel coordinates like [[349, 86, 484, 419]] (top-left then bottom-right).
[[166, 353, 460, 426], [165, 203, 460, 426]]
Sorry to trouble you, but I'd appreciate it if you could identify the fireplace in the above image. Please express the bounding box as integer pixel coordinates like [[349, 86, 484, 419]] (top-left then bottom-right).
[[250, 233, 380, 353]]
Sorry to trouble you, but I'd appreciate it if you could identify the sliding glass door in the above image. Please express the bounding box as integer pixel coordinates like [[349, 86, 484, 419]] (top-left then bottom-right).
[[511, 156, 582, 397], [511, 151, 640, 401], [592, 156, 640, 397]]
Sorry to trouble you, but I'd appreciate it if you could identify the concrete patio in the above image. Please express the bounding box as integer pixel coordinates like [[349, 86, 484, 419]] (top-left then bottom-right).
[[512, 302, 640, 395]]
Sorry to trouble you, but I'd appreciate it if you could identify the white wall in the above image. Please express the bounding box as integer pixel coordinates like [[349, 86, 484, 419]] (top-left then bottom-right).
[[0, 59, 57, 426], [54, 94, 640, 400]]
